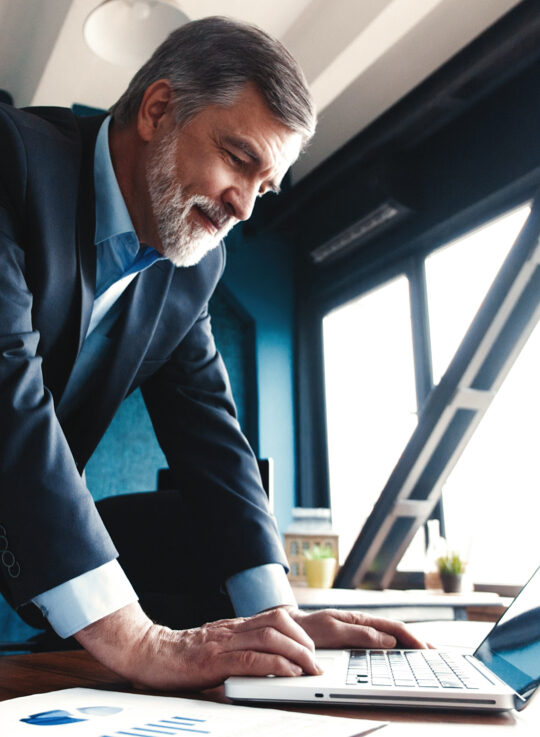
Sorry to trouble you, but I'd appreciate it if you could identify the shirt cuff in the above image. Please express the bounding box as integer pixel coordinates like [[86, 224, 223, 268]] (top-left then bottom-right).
[[32, 560, 139, 638], [225, 563, 297, 617]]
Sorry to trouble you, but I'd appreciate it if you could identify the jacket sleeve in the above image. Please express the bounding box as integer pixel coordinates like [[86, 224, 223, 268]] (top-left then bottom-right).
[[0, 116, 117, 612], [141, 301, 289, 585]]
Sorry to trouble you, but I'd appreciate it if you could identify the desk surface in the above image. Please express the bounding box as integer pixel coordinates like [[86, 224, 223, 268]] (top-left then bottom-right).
[[0, 624, 538, 735], [293, 586, 510, 609], [293, 588, 511, 625]]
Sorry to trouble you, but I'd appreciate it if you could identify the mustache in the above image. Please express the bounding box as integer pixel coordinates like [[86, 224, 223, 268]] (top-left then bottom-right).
[[188, 194, 231, 231]]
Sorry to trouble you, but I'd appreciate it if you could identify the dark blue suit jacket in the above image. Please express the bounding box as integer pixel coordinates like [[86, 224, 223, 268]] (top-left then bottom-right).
[[0, 103, 286, 617]]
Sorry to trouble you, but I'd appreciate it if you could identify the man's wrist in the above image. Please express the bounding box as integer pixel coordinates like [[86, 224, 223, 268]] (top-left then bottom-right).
[[32, 560, 138, 638], [73, 602, 154, 681]]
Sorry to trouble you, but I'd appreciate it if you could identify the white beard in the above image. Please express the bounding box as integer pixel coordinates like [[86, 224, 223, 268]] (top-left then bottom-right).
[[146, 128, 234, 267]]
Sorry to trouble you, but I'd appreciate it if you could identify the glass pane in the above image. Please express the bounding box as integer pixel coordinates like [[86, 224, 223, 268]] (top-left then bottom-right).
[[426, 205, 531, 384], [397, 526, 428, 572], [323, 276, 417, 561], [442, 318, 540, 585]]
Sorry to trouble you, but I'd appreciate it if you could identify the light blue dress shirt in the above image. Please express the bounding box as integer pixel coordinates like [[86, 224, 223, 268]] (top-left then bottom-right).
[[32, 117, 295, 637]]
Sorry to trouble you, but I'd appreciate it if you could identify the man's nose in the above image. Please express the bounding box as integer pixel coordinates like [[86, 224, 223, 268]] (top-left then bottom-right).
[[224, 184, 258, 222]]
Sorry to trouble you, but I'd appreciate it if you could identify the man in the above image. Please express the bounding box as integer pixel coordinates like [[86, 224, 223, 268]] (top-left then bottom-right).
[[0, 17, 426, 690]]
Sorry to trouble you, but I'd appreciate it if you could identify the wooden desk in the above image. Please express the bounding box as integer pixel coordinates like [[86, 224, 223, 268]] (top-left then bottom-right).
[[0, 625, 538, 735]]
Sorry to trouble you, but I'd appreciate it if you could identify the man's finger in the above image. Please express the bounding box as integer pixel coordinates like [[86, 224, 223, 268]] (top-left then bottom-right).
[[222, 627, 321, 675], [220, 650, 306, 678], [234, 607, 316, 653], [338, 612, 429, 649], [357, 614, 429, 648], [290, 609, 429, 650]]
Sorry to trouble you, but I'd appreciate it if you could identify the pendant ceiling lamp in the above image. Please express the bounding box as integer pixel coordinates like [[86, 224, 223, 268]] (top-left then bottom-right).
[[84, 0, 189, 67]]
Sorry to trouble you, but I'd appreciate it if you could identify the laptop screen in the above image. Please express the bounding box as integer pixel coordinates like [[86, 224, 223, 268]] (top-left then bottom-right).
[[474, 565, 540, 710]]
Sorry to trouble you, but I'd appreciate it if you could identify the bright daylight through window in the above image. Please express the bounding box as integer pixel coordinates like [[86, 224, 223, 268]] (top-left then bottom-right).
[[426, 204, 535, 586], [323, 275, 418, 562], [323, 203, 535, 584]]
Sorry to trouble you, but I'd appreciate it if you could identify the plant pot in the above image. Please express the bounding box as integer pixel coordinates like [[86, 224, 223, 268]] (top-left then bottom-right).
[[440, 572, 463, 593], [304, 558, 336, 588]]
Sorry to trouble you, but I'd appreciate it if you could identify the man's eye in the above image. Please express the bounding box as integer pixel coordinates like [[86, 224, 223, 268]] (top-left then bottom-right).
[[227, 151, 244, 166]]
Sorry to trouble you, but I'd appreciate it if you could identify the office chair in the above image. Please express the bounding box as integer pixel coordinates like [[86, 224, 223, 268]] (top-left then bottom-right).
[[95, 459, 274, 629]]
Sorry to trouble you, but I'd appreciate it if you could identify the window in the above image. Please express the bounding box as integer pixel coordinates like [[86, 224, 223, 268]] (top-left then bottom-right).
[[424, 205, 536, 585], [426, 207, 530, 383], [323, 276, 417, 559], [323, 203, 537, 585], [441, 319, 540, 585]]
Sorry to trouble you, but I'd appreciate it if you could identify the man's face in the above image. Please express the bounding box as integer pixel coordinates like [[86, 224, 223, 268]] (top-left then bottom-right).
[[145, 83, 303, 267]]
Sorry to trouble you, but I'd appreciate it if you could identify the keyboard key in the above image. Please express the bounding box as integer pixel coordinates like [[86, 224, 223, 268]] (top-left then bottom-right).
[[347, 649, 491, 691], [394, 679, 416, 687]]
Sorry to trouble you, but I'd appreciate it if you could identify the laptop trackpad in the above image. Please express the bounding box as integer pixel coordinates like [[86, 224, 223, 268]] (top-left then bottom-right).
[[313, 650, 349, 682]]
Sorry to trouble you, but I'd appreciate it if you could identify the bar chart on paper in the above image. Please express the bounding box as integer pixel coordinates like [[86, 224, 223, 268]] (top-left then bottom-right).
[[2, 688, 384, 737], [103, 713, 211, 736]]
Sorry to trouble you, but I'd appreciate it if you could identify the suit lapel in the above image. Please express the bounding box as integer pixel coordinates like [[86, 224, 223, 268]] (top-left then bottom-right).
[[69, 260, 175, 468], [105, 259, 175, 388]]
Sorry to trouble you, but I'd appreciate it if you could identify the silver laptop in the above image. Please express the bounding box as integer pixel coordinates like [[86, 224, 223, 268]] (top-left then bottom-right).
[[225, 565, 540, 712]]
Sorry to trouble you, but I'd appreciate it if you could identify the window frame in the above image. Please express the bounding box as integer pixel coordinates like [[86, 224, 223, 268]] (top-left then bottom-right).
[[297, 186, 540, 589]]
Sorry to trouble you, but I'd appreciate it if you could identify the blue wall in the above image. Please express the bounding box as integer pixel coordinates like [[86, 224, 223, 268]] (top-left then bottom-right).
[[86, 391, 167, 499], [223, 227, 296, 534], [0, 600, 41, 646]]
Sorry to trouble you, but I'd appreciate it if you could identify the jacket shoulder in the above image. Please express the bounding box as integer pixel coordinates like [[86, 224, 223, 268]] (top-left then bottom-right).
[[0, 104, 78, 141], [0, 104, 98, 231]]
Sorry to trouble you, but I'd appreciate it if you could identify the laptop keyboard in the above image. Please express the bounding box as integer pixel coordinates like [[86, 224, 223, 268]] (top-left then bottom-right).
[[347, 650, 493, 689]]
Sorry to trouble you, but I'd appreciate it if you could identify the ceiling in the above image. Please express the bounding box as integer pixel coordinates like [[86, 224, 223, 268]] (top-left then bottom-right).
[[0, 0, 522, 181]]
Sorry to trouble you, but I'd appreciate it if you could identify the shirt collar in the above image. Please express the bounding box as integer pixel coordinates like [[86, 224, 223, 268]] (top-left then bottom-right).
[[93, 116, 136, 245]]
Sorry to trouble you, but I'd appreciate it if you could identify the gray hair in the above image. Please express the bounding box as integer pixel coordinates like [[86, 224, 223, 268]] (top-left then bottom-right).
[[110, 16, 316, 144]]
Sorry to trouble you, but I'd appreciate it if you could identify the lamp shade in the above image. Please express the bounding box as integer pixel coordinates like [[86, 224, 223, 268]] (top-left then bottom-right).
[[83, 0, 190, 67]]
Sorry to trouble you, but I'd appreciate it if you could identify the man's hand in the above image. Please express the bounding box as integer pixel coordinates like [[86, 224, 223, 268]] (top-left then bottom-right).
[[74, 602, 322, 691], [284, 607, 430, 650], [74, 603, 429, 692]]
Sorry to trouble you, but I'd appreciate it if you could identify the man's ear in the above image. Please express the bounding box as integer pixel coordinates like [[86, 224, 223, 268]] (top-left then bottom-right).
[[137, 79, 174, 142]]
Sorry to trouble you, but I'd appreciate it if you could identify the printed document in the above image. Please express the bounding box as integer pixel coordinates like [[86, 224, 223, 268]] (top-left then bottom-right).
[[0, 687, 386, 736]]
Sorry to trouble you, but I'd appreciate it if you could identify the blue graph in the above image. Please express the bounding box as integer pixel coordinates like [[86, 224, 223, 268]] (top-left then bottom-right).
[[101, 714, 211, 736], [20, 710, 86, 726], [20, 706, 212, 735], [20, 705, 122, 726]]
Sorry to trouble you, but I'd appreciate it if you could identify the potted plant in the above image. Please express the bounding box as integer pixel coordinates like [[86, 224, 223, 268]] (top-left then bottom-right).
[[436, 552, 467, 593], [303, 545, 336, 588]]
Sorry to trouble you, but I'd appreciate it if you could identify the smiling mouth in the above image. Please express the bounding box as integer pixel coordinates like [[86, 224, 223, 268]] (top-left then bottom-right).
[[193, 205, 219, 234]]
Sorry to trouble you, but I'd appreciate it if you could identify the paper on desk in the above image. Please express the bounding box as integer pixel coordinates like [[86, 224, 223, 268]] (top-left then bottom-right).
[[0, 687, 386, 737]]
